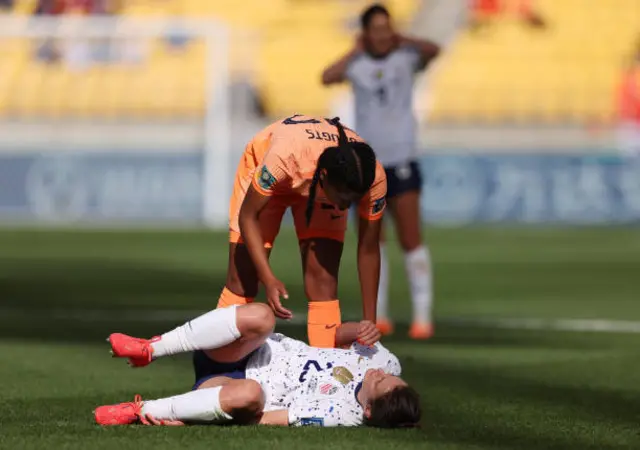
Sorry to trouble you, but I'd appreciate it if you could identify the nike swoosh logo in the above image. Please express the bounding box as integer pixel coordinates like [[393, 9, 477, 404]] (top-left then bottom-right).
[[325, 324, 337, 329], [330, 214, 342, 220]]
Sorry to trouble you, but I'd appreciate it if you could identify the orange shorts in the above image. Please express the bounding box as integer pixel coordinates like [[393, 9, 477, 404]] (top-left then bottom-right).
[[228, 144, 347, 248]]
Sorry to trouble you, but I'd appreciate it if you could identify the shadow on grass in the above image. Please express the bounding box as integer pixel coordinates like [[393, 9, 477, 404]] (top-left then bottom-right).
[[0, 257, 227, 309]]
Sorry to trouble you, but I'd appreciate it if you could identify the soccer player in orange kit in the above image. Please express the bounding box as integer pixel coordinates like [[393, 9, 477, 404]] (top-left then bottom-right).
[[216, 114, 387, 348]]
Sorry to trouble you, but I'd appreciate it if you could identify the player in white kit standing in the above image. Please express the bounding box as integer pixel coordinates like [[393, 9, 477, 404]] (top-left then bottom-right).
[[96, 303, 421, 428], [322, 4, 441, 339]]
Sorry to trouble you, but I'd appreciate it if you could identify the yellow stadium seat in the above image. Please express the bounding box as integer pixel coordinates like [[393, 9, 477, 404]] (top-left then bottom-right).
[[427, 0, 640, 123], [10, 0, 37, 14], [2, 0, 421, 118]]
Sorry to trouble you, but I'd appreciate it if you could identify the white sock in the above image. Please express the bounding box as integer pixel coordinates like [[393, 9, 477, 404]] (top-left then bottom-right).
[[151, 305, 241, 358], [404, 245, 433, 324], [141, 386, 233, 424], [376, 243, 390, 320]]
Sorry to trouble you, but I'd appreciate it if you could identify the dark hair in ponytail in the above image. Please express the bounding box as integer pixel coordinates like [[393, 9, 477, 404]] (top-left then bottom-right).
[[305, 118, 377, 226]]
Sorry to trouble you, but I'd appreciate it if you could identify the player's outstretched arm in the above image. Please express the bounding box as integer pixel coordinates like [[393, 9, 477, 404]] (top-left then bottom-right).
[[357, 215, 383, 323], [356, 166, 386, 323], [239, 186, 291, 319], [258, 410, 289, 426], [259, 405, 360, 427], [238, 186, 277, 284]]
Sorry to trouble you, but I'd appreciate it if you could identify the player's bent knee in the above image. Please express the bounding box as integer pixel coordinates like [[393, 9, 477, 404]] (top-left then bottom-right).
[[237, 303, 275, 336], [251, 303, 276, 335], [238, 379, 265, 412], [222, 380, 265, 423]]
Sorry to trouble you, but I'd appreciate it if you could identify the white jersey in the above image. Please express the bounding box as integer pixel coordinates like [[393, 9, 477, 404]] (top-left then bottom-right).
[[245, 333, 401, 427], [345, 46, 426, 167]]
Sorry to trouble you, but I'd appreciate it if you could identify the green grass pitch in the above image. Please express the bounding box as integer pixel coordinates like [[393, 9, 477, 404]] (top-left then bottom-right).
[[1, 226, 640, 449]]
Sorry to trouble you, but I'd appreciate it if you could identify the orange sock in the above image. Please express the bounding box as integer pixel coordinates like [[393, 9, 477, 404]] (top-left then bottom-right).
[[308, 300, 342, 348], [216, 287, 253, 309]]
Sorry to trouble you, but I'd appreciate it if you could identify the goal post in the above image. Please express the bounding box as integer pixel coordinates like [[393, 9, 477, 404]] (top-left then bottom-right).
[[0, 15, 244, 228], [203, 19, 231, 229]]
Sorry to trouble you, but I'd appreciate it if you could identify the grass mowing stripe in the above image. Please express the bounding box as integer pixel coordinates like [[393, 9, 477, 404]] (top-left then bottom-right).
[[4, 308, 640, 334]]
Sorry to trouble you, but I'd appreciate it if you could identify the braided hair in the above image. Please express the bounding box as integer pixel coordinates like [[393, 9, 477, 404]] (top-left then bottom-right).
[[305, 118, 377, 226]]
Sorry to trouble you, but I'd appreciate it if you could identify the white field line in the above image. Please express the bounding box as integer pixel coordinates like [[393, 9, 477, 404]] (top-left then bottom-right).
[[440, 316, 640, 333], [2, 308, 640, 334]]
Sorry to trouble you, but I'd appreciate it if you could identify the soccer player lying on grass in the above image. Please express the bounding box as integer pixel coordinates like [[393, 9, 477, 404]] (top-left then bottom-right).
[[95, 303, 421, 428]]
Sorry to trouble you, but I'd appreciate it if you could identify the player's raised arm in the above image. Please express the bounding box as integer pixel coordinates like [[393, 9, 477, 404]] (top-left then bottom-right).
[[356, 164, 387, 323], [397, 34, 441, 71], [321, 37, 363, 85]]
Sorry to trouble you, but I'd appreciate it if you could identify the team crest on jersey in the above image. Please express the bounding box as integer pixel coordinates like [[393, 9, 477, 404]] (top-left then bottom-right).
[[258, 165, 276, 190], [374, 69, 384, 80], [331, 366, 354, 385], [320, 383, 338, 395], [372, 197, 386, 214]]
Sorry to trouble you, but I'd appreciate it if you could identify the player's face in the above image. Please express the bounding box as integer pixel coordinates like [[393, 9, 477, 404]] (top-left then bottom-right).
[[322, 178, 362, 210], [364, 13, 395, 57], [362, 368, 407, 404]]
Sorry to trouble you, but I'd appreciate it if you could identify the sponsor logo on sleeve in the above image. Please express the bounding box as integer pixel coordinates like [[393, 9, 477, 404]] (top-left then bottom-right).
[[372, 197, 386, 215], [258, 166, 277, 190]]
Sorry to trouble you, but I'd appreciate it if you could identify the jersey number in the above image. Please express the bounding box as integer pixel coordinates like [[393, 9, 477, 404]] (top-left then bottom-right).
[[376, 86, 387, 105], [283, 114, 321, 125], [299, 359, 333, 382]]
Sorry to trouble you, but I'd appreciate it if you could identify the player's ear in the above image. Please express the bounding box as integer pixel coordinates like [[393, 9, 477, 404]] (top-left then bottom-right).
[[363, 403, 372, 420]]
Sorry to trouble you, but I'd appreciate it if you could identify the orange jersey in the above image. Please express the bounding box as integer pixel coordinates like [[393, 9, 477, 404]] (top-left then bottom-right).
[[229, 115, 387, 245], [251, 115, 386, 218]]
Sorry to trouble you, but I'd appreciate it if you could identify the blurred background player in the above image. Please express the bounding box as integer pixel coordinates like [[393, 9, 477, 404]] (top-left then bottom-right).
[[468, 0, 547, 33], [322, 4, 440, 340], [616, 34, 640, 157], [216, 115, 386, 348]]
